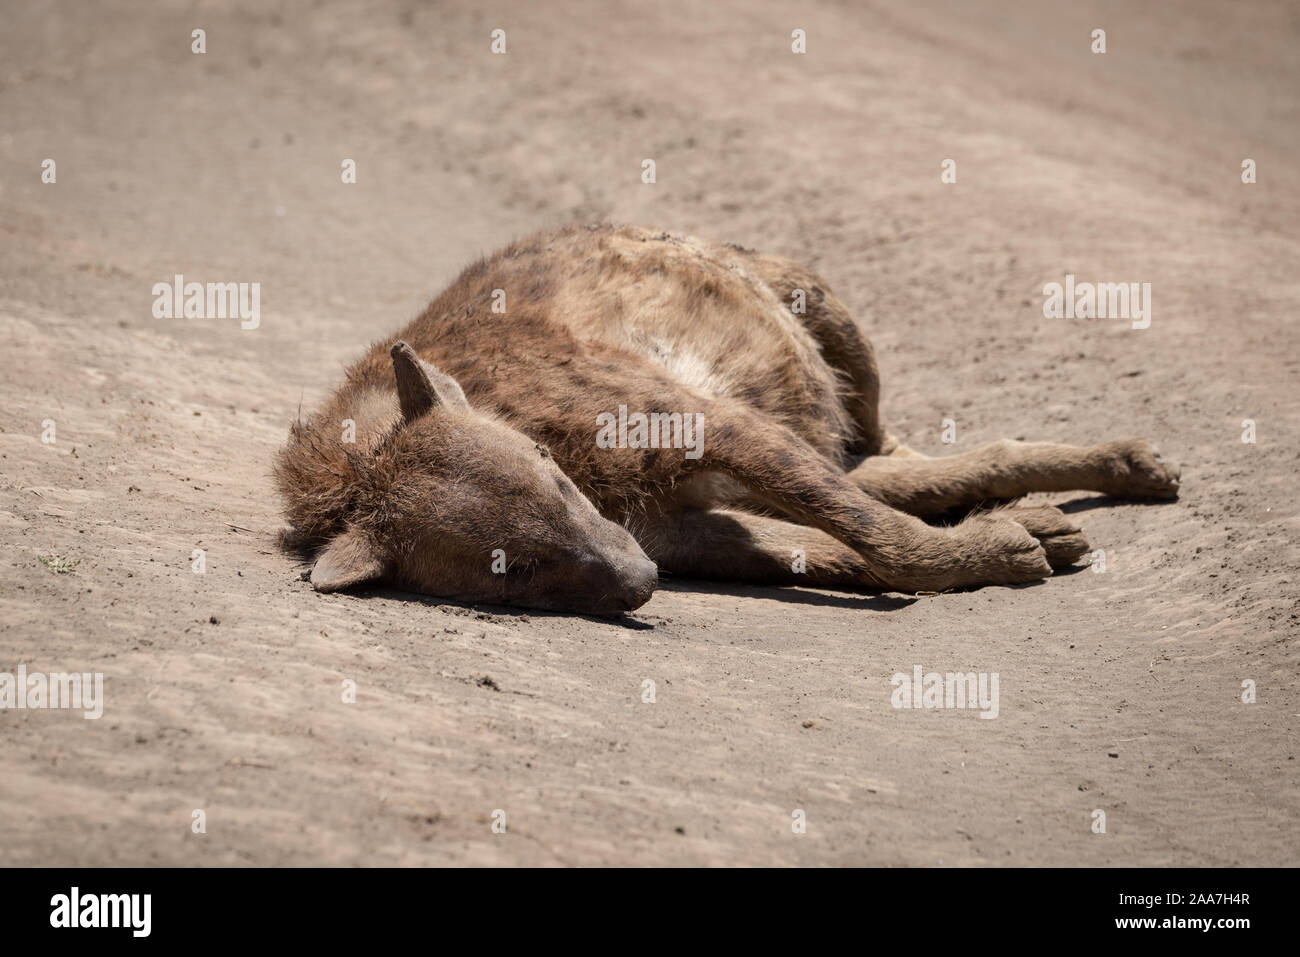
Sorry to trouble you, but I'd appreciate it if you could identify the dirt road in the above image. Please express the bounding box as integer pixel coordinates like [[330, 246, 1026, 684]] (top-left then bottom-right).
[[1, 0, 1297, 865]]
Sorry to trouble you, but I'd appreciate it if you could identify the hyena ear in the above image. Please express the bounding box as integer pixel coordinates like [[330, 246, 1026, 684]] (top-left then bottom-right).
[[310, 526, 384, 592], [390, 341, 468, 421]]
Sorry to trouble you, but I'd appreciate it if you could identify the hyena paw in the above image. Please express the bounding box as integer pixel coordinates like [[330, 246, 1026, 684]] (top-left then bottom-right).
[[1001, 505, 1091, 568], [1101, 438, 1181, 499], [950, 515, 1053, 587]]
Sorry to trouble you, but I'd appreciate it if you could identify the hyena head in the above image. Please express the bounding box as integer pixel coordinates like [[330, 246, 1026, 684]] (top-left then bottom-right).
[[307, 342, 657, 614]]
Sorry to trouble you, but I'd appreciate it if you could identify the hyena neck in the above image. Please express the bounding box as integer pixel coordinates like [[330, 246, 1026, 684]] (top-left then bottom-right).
[[275, 380, 401, 545]]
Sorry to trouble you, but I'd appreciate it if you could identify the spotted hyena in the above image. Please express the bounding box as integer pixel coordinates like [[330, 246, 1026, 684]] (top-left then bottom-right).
[[275, 224, 1179, 613]]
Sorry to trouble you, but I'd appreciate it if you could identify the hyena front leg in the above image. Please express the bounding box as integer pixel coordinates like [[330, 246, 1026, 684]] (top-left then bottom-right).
[[983, 505, 1091, 569], [637, 507, 869, 588], [847, 438, 1181, 516], [692, 404, 1051, 592], [638, 505, 1088, 586]]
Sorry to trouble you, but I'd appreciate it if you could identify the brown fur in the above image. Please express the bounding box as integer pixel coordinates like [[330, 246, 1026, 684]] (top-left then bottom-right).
[[275, 224, 1180, 612]]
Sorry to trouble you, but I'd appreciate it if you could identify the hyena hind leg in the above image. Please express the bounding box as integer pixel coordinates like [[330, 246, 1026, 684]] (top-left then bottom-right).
[[847, 437, 1181, 516]]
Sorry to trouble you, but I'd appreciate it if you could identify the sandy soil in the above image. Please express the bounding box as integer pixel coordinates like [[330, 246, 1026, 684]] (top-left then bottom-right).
[[1, 0, 1297, 866]]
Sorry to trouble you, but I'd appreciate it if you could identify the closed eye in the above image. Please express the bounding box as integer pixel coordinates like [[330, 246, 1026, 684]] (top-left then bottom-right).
[[553, 474, 582, 500]]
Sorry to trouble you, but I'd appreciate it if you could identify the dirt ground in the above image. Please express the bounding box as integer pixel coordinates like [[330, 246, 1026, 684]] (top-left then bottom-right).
[[1, 0, 1297, 866]]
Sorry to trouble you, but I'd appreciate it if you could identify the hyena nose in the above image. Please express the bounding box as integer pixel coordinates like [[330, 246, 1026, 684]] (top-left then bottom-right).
[[618, 557, 658, 611], [573, 551, 657, 614]]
